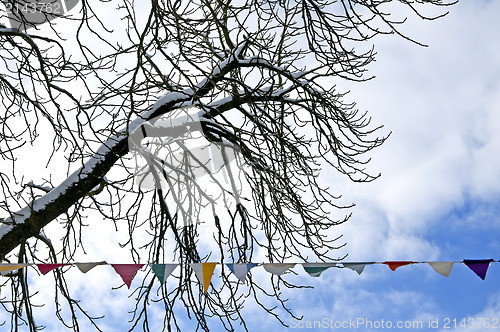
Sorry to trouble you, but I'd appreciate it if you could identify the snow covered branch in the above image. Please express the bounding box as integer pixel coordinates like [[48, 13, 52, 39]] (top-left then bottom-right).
[[0, 41, 250, 257]]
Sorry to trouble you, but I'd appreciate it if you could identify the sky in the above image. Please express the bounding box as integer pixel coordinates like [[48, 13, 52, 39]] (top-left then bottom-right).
[[254, 0, 500, 330], [262, 1, 500, 331], [2, 0, 500, 331]]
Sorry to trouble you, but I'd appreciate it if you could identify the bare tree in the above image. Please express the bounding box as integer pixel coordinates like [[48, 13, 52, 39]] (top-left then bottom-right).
[[0, 0, 454, 330]]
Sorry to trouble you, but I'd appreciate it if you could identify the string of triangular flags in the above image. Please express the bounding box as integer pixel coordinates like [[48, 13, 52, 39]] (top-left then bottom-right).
[[0, 259, 497, 293]]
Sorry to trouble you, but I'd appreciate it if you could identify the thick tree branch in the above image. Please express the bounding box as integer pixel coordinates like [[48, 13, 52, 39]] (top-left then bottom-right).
[[0, 42, 250, 257]]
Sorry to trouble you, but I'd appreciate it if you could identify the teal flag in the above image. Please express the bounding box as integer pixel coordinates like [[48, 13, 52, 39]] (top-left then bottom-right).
[[302, 263, 337, 277], [151, 264, 178, 283]]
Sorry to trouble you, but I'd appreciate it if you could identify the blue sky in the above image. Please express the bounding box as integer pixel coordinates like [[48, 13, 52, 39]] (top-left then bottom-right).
[[2, 1, 500, 331], [251, 1, 500, 331]]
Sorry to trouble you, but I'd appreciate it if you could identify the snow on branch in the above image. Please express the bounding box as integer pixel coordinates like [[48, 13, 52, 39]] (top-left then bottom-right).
[[0, 43, 250, 255]]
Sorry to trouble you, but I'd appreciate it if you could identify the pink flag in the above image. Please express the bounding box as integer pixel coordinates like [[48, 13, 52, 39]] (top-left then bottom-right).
[[37, 264, 69, 275], [111, 264, 144, 289]]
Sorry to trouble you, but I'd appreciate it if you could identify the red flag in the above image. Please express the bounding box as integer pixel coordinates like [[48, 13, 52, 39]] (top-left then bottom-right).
[[111, 264, 144, 289], [383, 261, 415, 271], [37, 264, 69, 275]]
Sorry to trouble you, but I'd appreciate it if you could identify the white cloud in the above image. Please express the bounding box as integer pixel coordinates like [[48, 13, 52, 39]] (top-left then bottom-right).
[[438, 291, 500, 332], [329, 0, 500, 261]]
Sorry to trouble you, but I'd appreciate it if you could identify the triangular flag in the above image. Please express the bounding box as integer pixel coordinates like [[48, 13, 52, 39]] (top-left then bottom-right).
[[342, 262, 374, 275], [428, 262, 455, 277], [151, 264, 178, 283], [262, 263, 296, 276], [0, 264, 27, 275], [111, 264, 144, 289], [76, 261, 107, 273], [226, 263, 259, 282], [37, 264, 69, 275], [302, 263, 336, 277], [383, 261, 415, 271], [463, 259, 494, 280], [190, 263, 217, 293]]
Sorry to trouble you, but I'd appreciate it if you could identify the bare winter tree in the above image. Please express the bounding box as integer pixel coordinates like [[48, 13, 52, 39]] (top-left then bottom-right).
[[0, 0, 454, 330]]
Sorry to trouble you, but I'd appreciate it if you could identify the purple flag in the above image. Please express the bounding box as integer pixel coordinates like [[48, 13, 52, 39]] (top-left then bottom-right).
[[463, 259, 494, 280]]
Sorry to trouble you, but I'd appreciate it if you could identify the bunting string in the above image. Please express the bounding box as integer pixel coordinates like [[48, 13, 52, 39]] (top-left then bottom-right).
[[0, 259, 497, 292]]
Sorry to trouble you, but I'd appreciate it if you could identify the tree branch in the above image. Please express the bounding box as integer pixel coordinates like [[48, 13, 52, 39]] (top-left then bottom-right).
[[0, 42, 250, 257]]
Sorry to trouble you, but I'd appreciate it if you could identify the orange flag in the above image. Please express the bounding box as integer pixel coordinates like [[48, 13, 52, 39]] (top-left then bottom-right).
[[383, 261, 415, 271]]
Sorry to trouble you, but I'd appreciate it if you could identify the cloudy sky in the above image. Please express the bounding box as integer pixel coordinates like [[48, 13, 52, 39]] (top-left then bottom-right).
[[248, 0, 500, 330], [260, 1, 500, 331], [2, 0, 500, 331]]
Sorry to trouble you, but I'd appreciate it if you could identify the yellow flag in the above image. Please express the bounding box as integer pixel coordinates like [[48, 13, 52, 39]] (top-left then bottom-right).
[[191, 263, 217, 293], [0, 264, 27, 275]]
